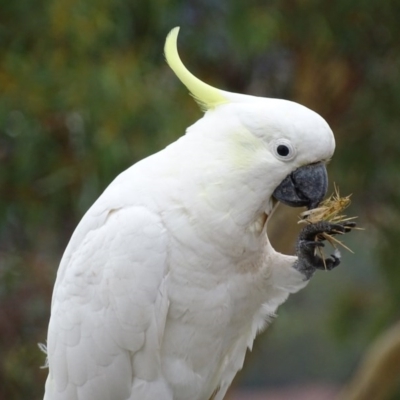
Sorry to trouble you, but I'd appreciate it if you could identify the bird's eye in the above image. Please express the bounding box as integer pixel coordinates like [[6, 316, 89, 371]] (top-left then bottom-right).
[[277, 145, 289, 157], [271, 139, 296, 161]]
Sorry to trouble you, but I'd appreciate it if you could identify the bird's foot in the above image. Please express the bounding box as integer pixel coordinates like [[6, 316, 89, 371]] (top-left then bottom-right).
[[294, 221, 356, 279]]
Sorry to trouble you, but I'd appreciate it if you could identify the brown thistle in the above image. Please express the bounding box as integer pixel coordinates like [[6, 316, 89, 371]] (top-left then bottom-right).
[[298, 184, 360, 267]]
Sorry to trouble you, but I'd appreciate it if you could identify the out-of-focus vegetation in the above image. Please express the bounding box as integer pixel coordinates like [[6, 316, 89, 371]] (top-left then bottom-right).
[[1, 1, 400, 399]]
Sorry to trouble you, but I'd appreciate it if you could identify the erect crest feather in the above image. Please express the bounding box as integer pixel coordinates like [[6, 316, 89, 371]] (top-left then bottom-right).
[[164, 27, 229, 111]]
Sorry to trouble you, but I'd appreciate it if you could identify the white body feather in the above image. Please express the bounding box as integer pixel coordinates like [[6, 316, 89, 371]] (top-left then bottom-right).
[[44, 28, 335, 400]]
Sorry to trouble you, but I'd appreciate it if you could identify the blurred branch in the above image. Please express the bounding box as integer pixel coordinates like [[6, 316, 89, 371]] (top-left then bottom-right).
[[339, 321, 400, 400]]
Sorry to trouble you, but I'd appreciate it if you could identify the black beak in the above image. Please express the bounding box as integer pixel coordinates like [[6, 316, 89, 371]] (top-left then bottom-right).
[[272, 163, 328, 210]]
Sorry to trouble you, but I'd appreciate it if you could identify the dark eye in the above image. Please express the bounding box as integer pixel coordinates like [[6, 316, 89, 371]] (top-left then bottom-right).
[[271, 139, 296, 161], [277, 145, 290, 157]]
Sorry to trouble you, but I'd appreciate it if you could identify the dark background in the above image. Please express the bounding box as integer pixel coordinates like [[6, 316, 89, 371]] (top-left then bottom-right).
[[1, 1, 400, 399]]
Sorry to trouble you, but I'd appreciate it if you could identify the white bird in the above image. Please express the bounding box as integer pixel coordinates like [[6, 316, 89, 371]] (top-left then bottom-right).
[[43, 27, 353, 400]]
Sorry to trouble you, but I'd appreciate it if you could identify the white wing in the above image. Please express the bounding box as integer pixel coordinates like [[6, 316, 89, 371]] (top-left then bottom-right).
[[44, 205, 171, 400]]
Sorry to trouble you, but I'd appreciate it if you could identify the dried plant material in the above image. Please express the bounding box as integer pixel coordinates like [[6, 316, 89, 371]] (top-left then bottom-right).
[[299, 183, 353, 225], [298, 184, 360, 268]]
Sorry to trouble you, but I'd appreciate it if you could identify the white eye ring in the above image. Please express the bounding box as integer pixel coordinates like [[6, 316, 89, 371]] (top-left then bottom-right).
[[270, 139, 296, 161]]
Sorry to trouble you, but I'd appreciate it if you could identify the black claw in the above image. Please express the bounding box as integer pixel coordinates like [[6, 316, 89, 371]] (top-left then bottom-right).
[[329, 221, 356, 235], [299, 221, 356, 241], [315, 253, 341, 271], [294, 220, 353, 279]]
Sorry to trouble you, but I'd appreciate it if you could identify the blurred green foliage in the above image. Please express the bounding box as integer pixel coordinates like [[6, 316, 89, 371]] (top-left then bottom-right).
[[1, 0, 400, 399]]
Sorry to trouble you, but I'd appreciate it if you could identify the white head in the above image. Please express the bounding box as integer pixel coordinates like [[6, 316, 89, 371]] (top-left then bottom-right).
[[164, 27, 335, 219]]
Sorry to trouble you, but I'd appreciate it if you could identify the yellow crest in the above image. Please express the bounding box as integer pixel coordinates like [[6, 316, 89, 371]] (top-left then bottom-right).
[[164, 27, 229, 111]]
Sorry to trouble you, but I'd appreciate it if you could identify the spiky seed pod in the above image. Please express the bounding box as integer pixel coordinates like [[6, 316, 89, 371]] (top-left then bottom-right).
[[298, 184, 359, 266]]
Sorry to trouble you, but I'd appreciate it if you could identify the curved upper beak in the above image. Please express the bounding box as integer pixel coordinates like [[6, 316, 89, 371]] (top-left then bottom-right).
[[272, 162, 328, 210]]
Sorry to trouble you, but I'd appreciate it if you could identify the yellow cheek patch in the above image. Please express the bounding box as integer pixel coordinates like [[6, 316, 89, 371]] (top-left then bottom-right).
[[228, 129, 266, 169]]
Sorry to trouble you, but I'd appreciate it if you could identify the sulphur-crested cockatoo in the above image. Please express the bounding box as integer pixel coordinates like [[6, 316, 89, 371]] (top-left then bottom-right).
[[43, 27, 354, 400]]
